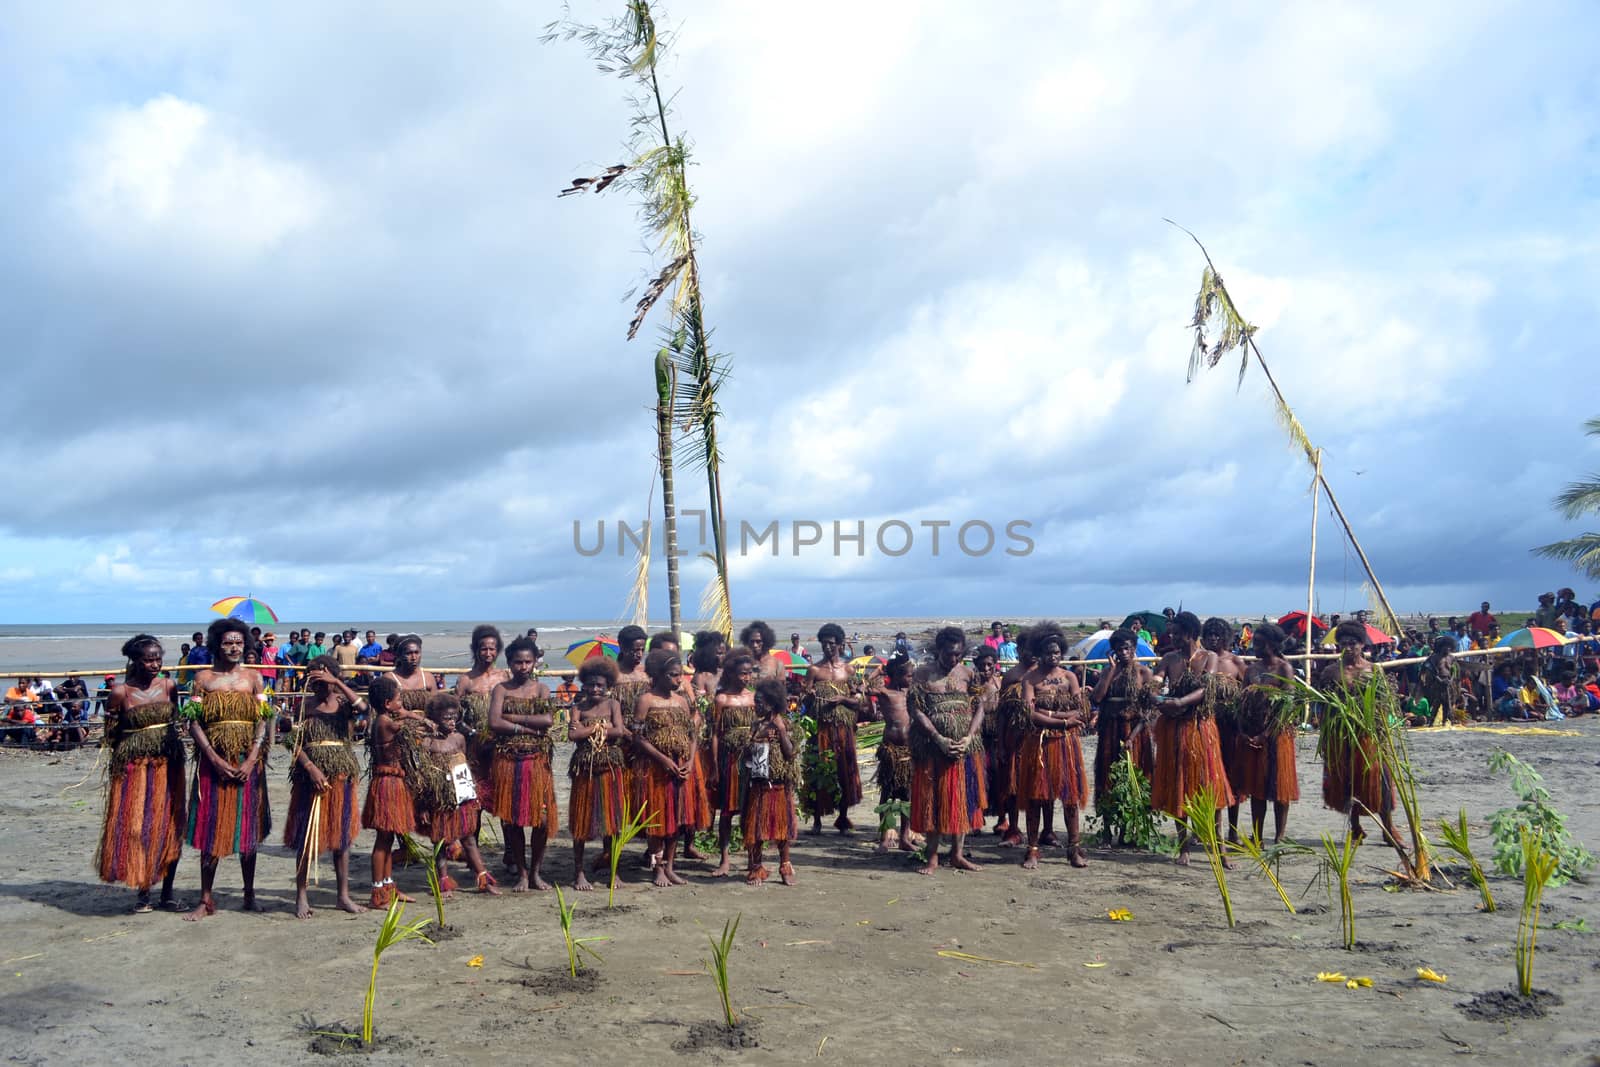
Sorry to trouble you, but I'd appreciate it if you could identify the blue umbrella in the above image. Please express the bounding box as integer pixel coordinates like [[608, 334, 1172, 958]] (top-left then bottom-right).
[[1082, 636, 1156, 661]]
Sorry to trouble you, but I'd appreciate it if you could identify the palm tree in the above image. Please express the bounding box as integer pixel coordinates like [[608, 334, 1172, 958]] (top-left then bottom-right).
[[1534, 417, 1600, 580]]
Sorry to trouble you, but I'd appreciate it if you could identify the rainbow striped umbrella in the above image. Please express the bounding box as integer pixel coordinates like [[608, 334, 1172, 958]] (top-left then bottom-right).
[[1495, 627, 1570, 650], [565, 636, 620, 667], [769, 649, 809, 675], [210, 596, 279, 625]]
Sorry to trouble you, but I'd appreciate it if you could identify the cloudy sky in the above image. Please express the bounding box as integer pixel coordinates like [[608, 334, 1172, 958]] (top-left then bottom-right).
[[2, 1, 1598, 626]]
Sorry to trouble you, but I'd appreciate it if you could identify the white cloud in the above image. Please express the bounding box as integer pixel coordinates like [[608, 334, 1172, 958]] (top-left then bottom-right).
[[68, 94, 325, 257]]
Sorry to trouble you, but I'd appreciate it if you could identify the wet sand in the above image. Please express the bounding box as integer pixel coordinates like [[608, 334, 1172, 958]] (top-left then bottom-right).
[[3, 721, 1598, 1065]]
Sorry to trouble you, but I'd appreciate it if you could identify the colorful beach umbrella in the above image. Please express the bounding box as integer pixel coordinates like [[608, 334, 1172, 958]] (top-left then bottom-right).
[[849, 654, 885, 669], [210, 595, 279, 625], [1121, 611, 1169, 636], [1320, 622, 1396, 646], [565, 636, 620, 667], [769, 649, 809, 675], [1276, 611, 1330, 640], [1495, 627, 1571, 650], [1078, 635, 1157, 662]]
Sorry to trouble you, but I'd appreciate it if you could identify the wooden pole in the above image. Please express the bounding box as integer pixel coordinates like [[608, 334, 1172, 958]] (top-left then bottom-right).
[[1306, 449, 1322, 682], [1315, 472, 1403, 637]]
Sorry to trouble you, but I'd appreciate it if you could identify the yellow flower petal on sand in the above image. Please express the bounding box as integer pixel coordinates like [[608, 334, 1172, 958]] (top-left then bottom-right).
[[466, 956, 484, 968], [1106, 908, 1133, 922], [1316, 972, 1347, 983], [1416, 967, 1447, 983], [1345, 976, 1373, 989]]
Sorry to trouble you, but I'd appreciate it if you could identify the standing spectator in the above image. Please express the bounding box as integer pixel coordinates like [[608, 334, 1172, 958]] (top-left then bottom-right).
[[289, 629, 311, 666], [185, 632, 212, 666], [258, 633, 281, 690], [1451, 621, 1472, 653], [984, 621, 1004, 651], [1468, 601, 1497, 641], [997, 631, 1018, 661], [1534, 593, 1560, 629], [333, 631, 360, 673], [379, 634, 398, 667], [787, 632, 810, 661], [1554, 588, 1584, 629], [306, 631, 328, 661], [95, 673, 115, 716], [359, 630, 383, 661]]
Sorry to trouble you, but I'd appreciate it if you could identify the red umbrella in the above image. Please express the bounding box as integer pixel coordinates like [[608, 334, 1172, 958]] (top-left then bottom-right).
[[1277, 611, 1329, 640], [1323, 622, 1396, 646]]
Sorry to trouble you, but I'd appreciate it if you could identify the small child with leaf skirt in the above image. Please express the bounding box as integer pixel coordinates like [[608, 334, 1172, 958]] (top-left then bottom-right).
[[419, 693, 500, 896], [743, 678, 798, 885], [362, 675, 435, 907]]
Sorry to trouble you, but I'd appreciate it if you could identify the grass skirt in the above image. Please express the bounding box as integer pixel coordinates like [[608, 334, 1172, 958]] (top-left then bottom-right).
[[187, 759, 271, 858], [1150, 715, 1234, 819], [874, 741, 912, 803], [97, 755, 185, 890], [910, 749, 987, 835], [361, 765, 418, 834], [742, 781, 797, 844], [1229, 729, 1302, 804], [639, 754, 712, 836], [568, 767, 626, 842], [1093, 715, 1155, 803], [806, 720, 862, 813], [284, 774, 359, 854], [1321, 735, 1389, 816], [430, 798, 482, 844], [486, 751, 559, 834], [712, 744, 748, 814]]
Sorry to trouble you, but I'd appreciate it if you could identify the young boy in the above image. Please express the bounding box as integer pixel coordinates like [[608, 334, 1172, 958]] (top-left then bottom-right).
[[871, 652, 919, 853]]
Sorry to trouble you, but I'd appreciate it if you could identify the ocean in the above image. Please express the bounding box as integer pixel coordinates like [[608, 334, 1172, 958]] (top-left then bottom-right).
[[0, 616, 1111, 676]]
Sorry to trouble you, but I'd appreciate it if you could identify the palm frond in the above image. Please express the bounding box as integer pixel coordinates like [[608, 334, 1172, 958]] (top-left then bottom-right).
[[1584, 416, 1600, 437], [558, 163, 630, 197], [1551, 477, 1600, 520], [697, 553, 732, 636], [1186, 266, 1257, 387], [1272, 392, 1317, 466], [1532, 533, 1600, 580]]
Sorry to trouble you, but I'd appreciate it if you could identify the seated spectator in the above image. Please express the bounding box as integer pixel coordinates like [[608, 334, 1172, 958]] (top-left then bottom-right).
[[4, 678, 38, 743], [554, 676, 579, 708]]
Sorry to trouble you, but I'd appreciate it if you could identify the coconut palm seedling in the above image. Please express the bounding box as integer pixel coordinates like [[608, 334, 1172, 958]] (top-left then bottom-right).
[[554, 885, 609, 978], [1437, 809, 1495, 912], [1228, 833, 1299, 914], [402, 834, 449, 929], [1317, 832, 1358, 951], [362, 898, 433, 1046], [1516, 828, 1559, 997], [1183, 782, 1234, 927], [609, 798, 653, 908], [707, 914, 742, 1028]]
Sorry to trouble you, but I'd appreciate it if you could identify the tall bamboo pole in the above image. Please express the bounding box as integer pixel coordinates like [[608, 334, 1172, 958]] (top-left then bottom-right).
[[1170, 221, 1404, 636], [1306, 450, 1322, 682], [655, 351, 682, 643]]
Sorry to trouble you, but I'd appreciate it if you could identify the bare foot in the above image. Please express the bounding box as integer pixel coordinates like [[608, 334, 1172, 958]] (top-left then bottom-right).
[[949, 854, 982, 872], [390, 887, 415, 903], [681, 843, 707, 862], [665, 868, 688, 886], [898, 835, 921, 852], [653, 868, 672, 888], [511, 874, 531, 893], [998, 832, 1024, 849], [916, 858, 939, 876], [1220, 855, 1235, 871], [240, 895, 266, 913], [183, 897, 218, 922], [1069, 846, 1089, 869], [1021, 847, 1040, 871], [711, 856, 731, 877], [1038, 832, 1060, 848], [295, 895, 314, 920], [530, 873, 552, 891], [575, 872, 593, 892], [806, 825, 823, 837], [1174, 852, 1190, 867], [336, 896, 367, 915], [875, 839, 892, 855], [834, 817, 854, 835], [779, 862, 796, 886]]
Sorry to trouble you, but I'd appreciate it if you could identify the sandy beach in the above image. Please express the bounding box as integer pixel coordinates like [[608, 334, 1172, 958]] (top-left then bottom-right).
[[3, 718, 1597, 1065]]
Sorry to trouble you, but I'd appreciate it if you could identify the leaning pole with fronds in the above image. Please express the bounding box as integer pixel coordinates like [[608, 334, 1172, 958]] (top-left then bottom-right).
[[549, 1, 734, 638], [1169, 221, 1403, 638]]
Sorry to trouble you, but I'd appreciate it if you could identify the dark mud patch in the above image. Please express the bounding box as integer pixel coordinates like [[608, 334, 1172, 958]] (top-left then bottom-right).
[[1456, 989, 1564, 1021], [674, 1019, 761, 1053]]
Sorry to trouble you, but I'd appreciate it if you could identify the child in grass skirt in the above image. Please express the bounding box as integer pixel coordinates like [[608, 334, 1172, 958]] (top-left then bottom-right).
[[743, 679, 798, 885]]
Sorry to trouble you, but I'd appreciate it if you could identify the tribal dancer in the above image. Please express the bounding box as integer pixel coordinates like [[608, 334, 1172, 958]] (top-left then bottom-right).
[[97, 635, 184, 913], [453, 625, 509, 868], [803, 624, 870, 836], [910, 627, 987, 875], [184, 618, 272, 920], [633, 650, 711, 887], [871, 652, 921, 853], [1233, 623, 1298, 844], [708, 653, 757, 877], [990, 626, 1038, 846], [1318, 620, 1409, 864], [744, 679, 798, 886], [486, 637, 559, 891], [363, 675, 434, 906], [566, 657, 628, 892], [1089, 629, 1157, 843], [285, 657, 368, 918], [1018, 625, 1091, 869], [740, 620, 785, 681], [392, 634, 437, 712], [690, 631, 727, 699], [1202, 618, 1249, 842], [420, 693, 499, 896], [1151, 611, 1235, 867]]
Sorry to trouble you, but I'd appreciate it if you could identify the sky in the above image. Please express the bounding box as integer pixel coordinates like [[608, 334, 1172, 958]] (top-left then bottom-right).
[[1, 1, 1598, 626]]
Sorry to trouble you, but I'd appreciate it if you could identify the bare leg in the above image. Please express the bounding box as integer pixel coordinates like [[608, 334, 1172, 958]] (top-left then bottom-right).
[[239, 853, 264, 911], [745, 842, 765, 884], [948, 833, 981, 872], [663, 838, 687, 886], [1065, 807, 1088, 868], [714, 811, 734, 875], [1249, 798, 1268, 843], [917, 833, 941, 875], [1272, 802, 1290, 844], [1215, 813, 1234, 869], [184, 855, 219, 920], [158, 860, 179, 909], [334, 849, 364, 914], [651, 836, 672, 888], [1021, 804, 1042, 869], [527, 828, 551, 891], [1039, 802, 1058, 847], [506, 826, 530, 892], [295, 849, 315, 919], [681, 827, 706, 861], [778, 840, 795, 885], [1226, 803, 1242, 845], [574, 841, 592, 891]]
